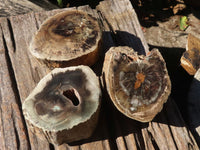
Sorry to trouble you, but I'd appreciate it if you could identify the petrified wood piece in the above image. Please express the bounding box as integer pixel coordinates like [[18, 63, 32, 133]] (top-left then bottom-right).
[[181, 34, 200, 75], [30, 10, 102, 68], [22, 65, 101, 145], [103, 46, 171, 122]]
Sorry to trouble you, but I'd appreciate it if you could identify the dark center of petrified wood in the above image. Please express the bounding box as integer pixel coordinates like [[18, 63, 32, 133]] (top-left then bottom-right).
[[33, 69, 90, 123], [63, 89, 80, 106], [113, 51, 165, 112], [52, 21, 76, 37], [50, 12, 98, 51], [30, 10, 101, 62]]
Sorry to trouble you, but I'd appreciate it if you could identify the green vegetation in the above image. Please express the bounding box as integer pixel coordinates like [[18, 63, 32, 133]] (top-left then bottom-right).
[[57, 0, 63, 7], [180, 16, 189, 31]]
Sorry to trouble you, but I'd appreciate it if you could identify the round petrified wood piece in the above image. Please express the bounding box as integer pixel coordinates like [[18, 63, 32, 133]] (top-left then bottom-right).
[[103, 46, 171, 122], [30, 10, 102, 68], [22, 65, 101, 144]]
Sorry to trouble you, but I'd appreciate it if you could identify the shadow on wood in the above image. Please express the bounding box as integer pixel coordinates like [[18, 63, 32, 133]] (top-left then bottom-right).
[[187, 71, 200, 147], [115, 31, 146, 55], [68, 71, 148, 149], [68, 40, 197, 148], [101, 31, 146, 55], [149, 45, 193, 121], [92, 31, 147, 76]]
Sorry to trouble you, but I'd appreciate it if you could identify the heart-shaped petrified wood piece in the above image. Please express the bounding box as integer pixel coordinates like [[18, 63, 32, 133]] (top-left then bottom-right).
[[22, 65, 101, 145], [30, 10, 102, 68], [103, 46, 171, 122]]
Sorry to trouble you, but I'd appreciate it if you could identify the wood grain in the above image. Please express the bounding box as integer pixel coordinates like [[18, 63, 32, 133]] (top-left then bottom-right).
[[1, 15, 51, 150], [97, 0, 149, 55], [0, 0, 199, 149], [0, 19, 30, 150], [0, 0, 57, 17]]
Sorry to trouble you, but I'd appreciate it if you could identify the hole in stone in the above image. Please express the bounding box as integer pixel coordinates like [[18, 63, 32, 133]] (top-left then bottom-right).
[[63, 89, 80, 106]]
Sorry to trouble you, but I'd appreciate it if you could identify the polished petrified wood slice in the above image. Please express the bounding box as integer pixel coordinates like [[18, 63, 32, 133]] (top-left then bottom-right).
[[103, 46, 171, 122], [30, 10, 102, 68], [22, 65, 101, 145], [181, 34, 200, 75]]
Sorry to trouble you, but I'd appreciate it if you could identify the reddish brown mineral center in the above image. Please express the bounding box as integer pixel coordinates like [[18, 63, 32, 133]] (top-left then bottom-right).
[[134, 73, 146, 90]]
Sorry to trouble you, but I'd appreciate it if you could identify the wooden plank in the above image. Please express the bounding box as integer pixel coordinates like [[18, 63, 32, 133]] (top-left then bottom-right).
[[0, 16, 51, 150], [0, 0, 58, 17], [147, 98, 198, 149], [164, 99, 197, 149], [0, 0, 199, 149], [96, 0, 149, 55], [0, 20, 30, 150]]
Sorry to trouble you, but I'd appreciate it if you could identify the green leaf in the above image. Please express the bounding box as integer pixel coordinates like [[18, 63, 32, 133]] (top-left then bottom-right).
[[57, 0, 63, 7], [180, 16, 189, 31]]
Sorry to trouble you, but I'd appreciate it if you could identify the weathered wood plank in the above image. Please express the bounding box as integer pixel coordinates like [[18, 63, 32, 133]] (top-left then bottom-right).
[[1, 16, 51, 150], [146, 98, 198, 149], [164, 99, 197, 149], [0, 19, 30, 150], [97, 0, 149, 55], [0, 0, 58, 17]]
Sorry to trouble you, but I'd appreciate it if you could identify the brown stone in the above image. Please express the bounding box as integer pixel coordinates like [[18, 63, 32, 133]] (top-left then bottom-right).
[[22, 65, 101, 145], [103, 46, 171, 122], [30, 10, 102, 69]]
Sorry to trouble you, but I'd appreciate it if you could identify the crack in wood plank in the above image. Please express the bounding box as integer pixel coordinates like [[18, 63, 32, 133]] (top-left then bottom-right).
[[0, 24, 31, 150], [6, 18, 16, 52], [0, 17, 51, 150]]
